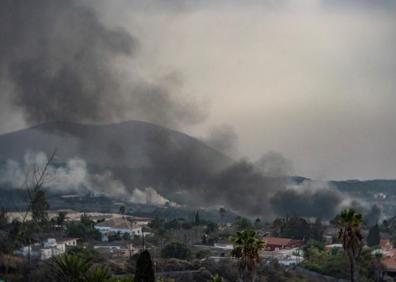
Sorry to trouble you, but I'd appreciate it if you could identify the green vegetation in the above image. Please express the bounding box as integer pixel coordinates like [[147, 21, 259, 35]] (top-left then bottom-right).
[[161, 242, 192, 260], [195, 249, 212, 259], [194, 211, 200, 225], [66, 214, 101, 241], [51, 254, 92, 281], [219, 208, 226, 224], [367, 224, 380, 247], [56, 211, 67, 226], [271, 216, 324, 241], [233, 217, 252, 231], [230, 229, 265, 282], [135, 250, 155, 282], [335, 208, 363, 282], [67, 246, 103, 263], [211, 273, 224, 282], [302, 244, 382, 281]]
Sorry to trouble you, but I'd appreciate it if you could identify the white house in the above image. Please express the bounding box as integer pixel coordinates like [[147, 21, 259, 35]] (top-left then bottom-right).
[[214, 243, 234, 250], [15, 238, 78, 261], [95, 218, 143, 241]]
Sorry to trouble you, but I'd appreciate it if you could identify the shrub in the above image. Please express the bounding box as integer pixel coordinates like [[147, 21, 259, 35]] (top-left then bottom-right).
[[161, 242, 191, 260]]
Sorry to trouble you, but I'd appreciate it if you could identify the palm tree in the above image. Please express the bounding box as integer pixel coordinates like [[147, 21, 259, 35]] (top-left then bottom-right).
[[336, 208, 363, 282], [211, 274, 224, 282], [51, 254, 92, 282], [230, 229, 265, 282], [86, 266, 112, 282]]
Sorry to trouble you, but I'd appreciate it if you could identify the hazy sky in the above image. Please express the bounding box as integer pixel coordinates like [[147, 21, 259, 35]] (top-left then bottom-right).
[[2, 0, 396, 180]]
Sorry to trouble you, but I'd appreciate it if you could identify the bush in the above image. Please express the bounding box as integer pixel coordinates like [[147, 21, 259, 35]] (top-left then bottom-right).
[[161, 242, 192, 260], [66, 215, 101, 241], [302, 247, 380, 281], [196, 249, 212, 259]]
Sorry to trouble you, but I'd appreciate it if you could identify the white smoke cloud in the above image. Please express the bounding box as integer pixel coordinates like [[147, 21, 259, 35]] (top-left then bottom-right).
[[129, 187, 171, 205], [0, 151, 170, 206]]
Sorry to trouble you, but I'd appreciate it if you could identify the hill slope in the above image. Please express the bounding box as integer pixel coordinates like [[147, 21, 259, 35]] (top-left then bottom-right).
[[0, 120, 232, 169]]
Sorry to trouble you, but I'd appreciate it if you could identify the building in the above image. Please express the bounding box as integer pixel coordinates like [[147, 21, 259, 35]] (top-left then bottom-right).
[[324, 243, 343, 251], [93, 242, 138, 257], [15, 238, 78, 261], [380, 239, 393, 251], [213, 243, 234, 250], [95, 218, 143, 241], [263, 237, 304, 251], [129, 216, 152, 226]]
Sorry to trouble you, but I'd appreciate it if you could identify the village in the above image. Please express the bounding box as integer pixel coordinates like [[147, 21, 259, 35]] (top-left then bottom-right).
[[3, 206, 396, 281]]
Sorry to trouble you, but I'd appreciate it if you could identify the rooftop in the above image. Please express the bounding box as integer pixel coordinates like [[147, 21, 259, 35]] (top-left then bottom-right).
[[96, 218, 140, 229], [263, 237, 302, 246]]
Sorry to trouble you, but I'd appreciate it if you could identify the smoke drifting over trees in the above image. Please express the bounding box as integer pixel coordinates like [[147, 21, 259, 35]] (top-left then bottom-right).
[[146, 132, 347, 218], [270, 181, 346, 219], [0, 1, 359, 219]]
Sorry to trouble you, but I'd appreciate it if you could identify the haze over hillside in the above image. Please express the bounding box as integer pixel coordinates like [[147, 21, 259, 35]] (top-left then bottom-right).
[[0, 120, 392, 220], [0, 120, 232, 170]]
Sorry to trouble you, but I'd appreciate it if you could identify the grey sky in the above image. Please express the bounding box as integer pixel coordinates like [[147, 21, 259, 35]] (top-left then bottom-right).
[[2, 0, 396, 180]]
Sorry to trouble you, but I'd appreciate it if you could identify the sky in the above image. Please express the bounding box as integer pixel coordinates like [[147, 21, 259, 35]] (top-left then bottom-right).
[[1, 0, 396, 180]]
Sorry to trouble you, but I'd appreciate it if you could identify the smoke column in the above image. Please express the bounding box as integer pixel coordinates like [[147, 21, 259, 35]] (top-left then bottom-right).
[[0, 0, 203, 130]]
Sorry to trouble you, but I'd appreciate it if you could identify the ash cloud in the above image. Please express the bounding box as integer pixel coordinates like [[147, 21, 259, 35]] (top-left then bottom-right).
[[204, 125, 239, 157], [145, 136, 348, 218], [270, 181, 347, 219], [0, 0, 366, 219], [0, 0, 203, 130]]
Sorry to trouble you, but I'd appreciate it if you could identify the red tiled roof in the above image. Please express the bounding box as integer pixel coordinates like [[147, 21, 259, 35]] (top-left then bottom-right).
[[264, 237, 292, 245], [383, 257, 396, 272], [381, 239, 391, 247], [263, 237, 303, 246]]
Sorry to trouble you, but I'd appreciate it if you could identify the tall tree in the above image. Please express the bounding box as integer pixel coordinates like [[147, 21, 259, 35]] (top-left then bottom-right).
[[195, 211, 200, 225], [25, 151, 56, 225], [367, 224, 380, 247], [119, 205, 126, 215], [135, 250, 155, 282], [230, 229, 265, 282], [310, 218, 324, 242], [254, 218, 262, 229], [56, 211, 67, 226], [30, 189, 49, 224], [0, 208, 7, 226], [219, 207, 226, 224], [336, 208, 363, 282]]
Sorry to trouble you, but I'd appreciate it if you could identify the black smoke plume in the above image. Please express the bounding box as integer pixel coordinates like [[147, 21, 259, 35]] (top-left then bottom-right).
[[144, 131, 344, 219], [270, 182, 344, 219], [0, 0, 350, 220], [0, 0, 203, 129]]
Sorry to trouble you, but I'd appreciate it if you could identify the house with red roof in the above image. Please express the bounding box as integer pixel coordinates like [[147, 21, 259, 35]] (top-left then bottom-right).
[[263, 237, 304, 251]]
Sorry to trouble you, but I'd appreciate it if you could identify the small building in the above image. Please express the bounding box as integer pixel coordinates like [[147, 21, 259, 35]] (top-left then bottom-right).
[[263, 237, 304, 251], [380, 239, 393, 251], [93, 242, 138, 257], [382, 255, 396, 277], [129, 216, 152, 226], [15, 238, 77, 261], [95, 218, 143, 241], [213, 243, 234, 250], [324, 243, 343, 251]]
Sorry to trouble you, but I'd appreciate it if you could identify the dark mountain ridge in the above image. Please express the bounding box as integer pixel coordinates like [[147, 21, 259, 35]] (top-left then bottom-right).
[[0, 120, 232, 170]]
